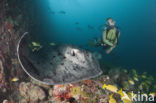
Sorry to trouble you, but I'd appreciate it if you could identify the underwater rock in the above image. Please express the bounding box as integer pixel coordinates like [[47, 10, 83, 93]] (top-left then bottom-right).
[[2, 100, 9, 103], [19, 82, 46, 103], [17, 33, 102, 85], [19, 98, 27, 103]]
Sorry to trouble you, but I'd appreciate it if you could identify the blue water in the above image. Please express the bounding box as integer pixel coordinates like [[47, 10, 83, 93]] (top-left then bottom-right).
[[32, 0, 156, 75]]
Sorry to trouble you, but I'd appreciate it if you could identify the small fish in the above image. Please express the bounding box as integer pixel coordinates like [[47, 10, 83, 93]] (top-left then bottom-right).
[[88, 25, 94, 29], [11, 77, 19, 82], [32, 42, 41, 47], [109, 94, 117, 103], [59, 10, 66, 14], [149, 93, 156, 96], [75, 22, 79, 25], [118, 89, 132, 103], [76, 27, 82, 31], [32, 46, 42, 52], [141, 75, 146, 79], [127, 92, 132, 99], [49, 42, 56, 46], [133, 77, 139, 81], [118, 89, 127, 98], [102, 84, 118, 93], [128, 80, 135, 85]]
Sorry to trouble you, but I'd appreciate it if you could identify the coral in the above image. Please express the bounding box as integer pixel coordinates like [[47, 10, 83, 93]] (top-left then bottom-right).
[[19, 98, 27, 103], [0, 59, 7, 94], [48, 88, 53, 97], [53, 85, 72, 101], [70, 86, 80, 96], [5, 20, 14, 33], [2, 100, 9, 103], [19, 82, 46, 103]]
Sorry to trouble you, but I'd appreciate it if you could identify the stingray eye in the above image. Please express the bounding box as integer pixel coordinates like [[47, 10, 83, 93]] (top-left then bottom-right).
[[72, 51, 75, 56], [71, 49, 79, 56]]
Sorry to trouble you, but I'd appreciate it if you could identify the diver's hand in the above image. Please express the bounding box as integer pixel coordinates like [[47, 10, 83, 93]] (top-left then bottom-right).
[[106, 48, 112, 54], [113, 44, 116, 47]]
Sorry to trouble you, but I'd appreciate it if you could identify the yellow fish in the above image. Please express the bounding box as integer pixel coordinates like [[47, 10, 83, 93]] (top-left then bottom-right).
[[127, 92, 132, 98], [49, 42, 56, 46], [133, 77, 139, 81], [11, 77, 19, 82], [149, 93, 156, 96], [109, 94, 117, 103], [128, 80, 135, 85], [32, 42, 41, 47], [141, 75, 146, 79], [102, 84, 118, 93], [118, 89, 132, 103]]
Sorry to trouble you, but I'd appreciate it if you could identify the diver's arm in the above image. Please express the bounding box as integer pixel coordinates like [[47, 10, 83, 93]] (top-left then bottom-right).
[[114, 32, 120, 45], [102, 30, 114, 46], [106, 46, 115, 54]]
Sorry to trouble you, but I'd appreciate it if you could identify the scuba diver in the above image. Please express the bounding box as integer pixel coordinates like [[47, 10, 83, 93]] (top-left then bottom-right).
[[92, 18, 120, 54]]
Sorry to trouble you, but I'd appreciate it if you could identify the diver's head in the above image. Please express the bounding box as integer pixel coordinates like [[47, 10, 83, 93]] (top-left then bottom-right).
[[107, 17, 115, 26]]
